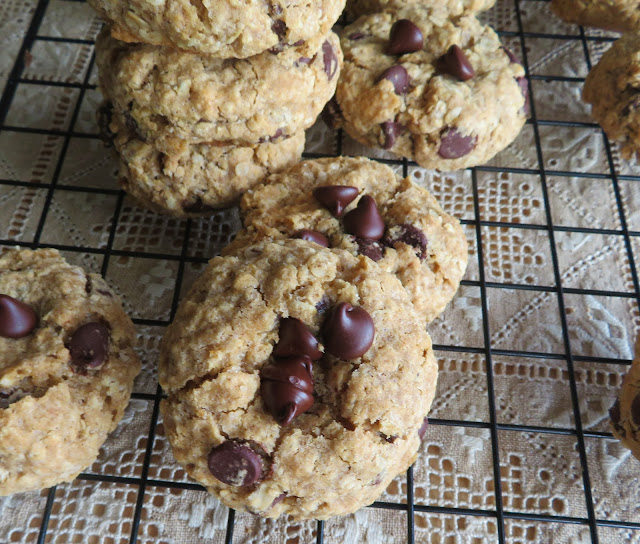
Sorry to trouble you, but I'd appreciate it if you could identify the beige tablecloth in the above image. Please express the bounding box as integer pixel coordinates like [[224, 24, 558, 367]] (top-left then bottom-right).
[[1, 0, 640, 542]]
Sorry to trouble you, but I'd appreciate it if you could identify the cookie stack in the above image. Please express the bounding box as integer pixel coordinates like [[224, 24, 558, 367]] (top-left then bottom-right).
[[157, 156, 469, 519], [88, 0, 345, 216]]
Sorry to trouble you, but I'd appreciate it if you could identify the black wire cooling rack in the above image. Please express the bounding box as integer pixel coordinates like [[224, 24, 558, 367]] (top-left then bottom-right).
[[2, 0, 640, 542]]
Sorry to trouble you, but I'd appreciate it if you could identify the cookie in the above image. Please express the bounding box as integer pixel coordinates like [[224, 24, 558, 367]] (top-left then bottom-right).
[[96, 26, 342, 153], [0, 248, 140, 495], [226, 157, 468, 323], [87, 0, 345, 59], [583, 33, 640, 161], [551, 0, 640, 32], [610, 333, 640, 460], [336, 6, 528, 170], [159, 239, 438, 519], [101, 103, 305, 217], [345, 0, 496, 22]]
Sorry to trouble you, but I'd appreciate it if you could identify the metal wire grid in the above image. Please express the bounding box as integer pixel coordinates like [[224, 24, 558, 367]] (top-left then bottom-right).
[[1, 0, 640, 542]]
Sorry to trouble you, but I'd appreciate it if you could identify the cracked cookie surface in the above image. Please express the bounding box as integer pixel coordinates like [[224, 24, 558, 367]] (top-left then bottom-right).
[[96, 26, 342, 153], [159, 239, 438, 519], [103, 103, 305, 217], [226, 156, 468, 322], [583, 33, 640, 161], [0, 248, 140, 495], [336, 5, 527, 170], [87, 0, 345, 58], [551, 0, 640, 32]]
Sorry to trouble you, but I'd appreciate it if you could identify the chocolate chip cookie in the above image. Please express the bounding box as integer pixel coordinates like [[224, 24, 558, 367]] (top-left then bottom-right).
[[96, 26, 342, 153], [88, 0, 345, 59], [226, 157, 468, 323], [345, 0, 496, 22], [101, 103, 305, 217], [551, 0, 640, 32], [583, 33, 640, 161], [0, 248, 140, 495], [159, 239, 438, 519], [336, 5, 528, 170], [610, 333, 640, 460]]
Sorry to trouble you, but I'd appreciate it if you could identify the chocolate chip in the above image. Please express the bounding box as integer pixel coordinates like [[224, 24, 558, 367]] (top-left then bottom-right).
[[296, 57, 312, 66], [183, 197, 216, 214], [321, 97, 343, 130], [315, 296, 330, 314], [503, 46, 520, 64], [261, 355, 315, 425], [0, 387, 18, 409], [438, 127, 477, 159], [517, 77, 530, 117], [124, 110, 139, 135], [632, 394, 640, 426], [259, 128, 285, 144], [436, 45, 474, 81], [322, 41, 338, 80], [85, 274, 93, 295], [271, 19, 287, 39], [380, 433, 397, 443], [293, 229, 330, 248], [313, 185, 359, 217], [383, 223, 428, 260], [322, 302, 375, 359], [387, 19, 423, 56], [68, 321, 110, 369], [292, 39, 304, 46], [349, 32, 365, 40], [418, 416, 429, 440], [356, 239, 384, 262], [0, 294, 38, 338], [381, 120, 401, 149], [379, 65, 409, 94], [207, 440, 266, 486], [343, 195, 385, 241], [273, 317, 322, 360], [269, 493, 287, 509]]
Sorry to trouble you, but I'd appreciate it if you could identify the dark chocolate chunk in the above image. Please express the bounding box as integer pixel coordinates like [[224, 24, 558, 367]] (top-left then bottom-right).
[[381, 120, 401, 149], [258, 128, 285, 144], [356, 238, 384, 262], [0, 294, 38, 338], [273, 317, 322, 360], [322, 302, 375, 359], [418, 416, 429, 440], [293, 229, 330, 248], [313, 185, 359, 217], [343, 195, 385, 241], [68, 321, 110, 369], [383, 223, 428, 260], [322, 41, 338, 80], [387, 19, 423, 55], [379, 65, 409, 94], [271, 19, 287, 39], [261, 355, 315, 425], [438, 127, 477, 159], [632, 394, 640, 426], [207, 440, 265, 486], [436, 45, 474, 81]]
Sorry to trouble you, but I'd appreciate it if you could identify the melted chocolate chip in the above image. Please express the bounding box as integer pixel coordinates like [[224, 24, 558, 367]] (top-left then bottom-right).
[[258, 128, 285, 144], [208, 440, 265, 486], [356, 239, 384, 262], [0, 294, 38, 338], [68, 321, 110, 369], [436, 45, 474, 81], [343, 195, 385, 241], [271, 19, 287, 39], [296, 57, 312, 66], [273, 317, 322, 360], [313, 185, 359, 217], [632, 394, 640, 426], [418, 416, 429, 440], [322, 41, 338, 80], [381, 120, 401, 149], [438, 127, 477, 159], [322, 302, 375, 359], [379, 65, 409, 94], [387, 19, 423, 56], [383, 223, 428, 260], [293, 229, 330, 248], [269, 493, 287, 509], [261, 355, 315, 425]]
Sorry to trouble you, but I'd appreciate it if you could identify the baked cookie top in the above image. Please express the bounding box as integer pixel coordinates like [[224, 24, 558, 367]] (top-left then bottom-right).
[[88, 0, 345, 59], [102, 103, 305, 217], [227, 157, 468, 322], [159, 239, 438, 519], [336, 5, 528, 170], [96, 26, 342, 152], [551, 0, 640, 32], [583, 33, 640, 161], [0, 248, 140, 495], [345, 0, 496, 21]]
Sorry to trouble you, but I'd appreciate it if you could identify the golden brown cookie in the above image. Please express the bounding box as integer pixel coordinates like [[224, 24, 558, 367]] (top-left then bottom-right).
[[551, 0, 640, 32]]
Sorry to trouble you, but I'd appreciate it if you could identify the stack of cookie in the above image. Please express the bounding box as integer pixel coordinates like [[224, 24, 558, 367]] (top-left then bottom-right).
[[88, 0, 345, 216], [157, 156, 469, 519], [334, 1, 529, 170]]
